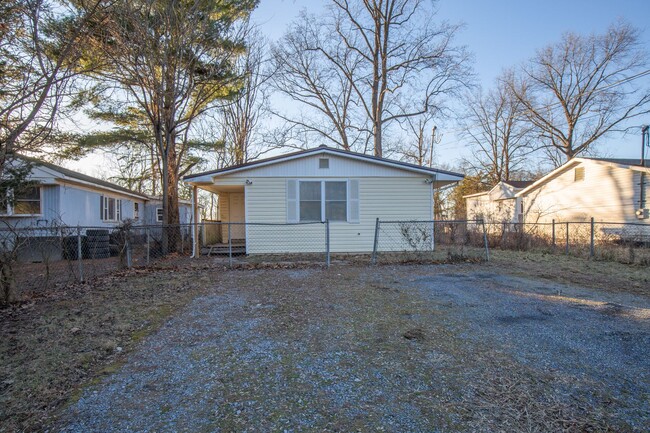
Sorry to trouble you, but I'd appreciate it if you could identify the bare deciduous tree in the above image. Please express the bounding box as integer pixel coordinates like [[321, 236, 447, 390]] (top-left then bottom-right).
[[400, 111, 438, 166], [272, 12, 367, 152], [221, 29, 272, 165], [510, 22, 650, 163], [273, 0, 471, 157], [462, 80, 533, 183]]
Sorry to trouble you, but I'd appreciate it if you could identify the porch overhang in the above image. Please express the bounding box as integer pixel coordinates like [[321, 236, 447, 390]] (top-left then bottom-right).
[[185, 179, 245, 194]]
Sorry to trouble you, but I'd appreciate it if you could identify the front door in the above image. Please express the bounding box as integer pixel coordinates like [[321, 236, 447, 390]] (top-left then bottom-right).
[[229, 193, 245, 240]]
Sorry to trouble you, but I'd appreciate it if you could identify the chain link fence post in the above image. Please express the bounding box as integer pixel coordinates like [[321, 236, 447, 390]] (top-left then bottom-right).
[[552, 219, 556, 249], [371, 218, 380, 265], [77, 226, 83, 282], [565, 222, 570, 255], [126, 236, 132, 268], [590, 217, 595, 258], [481, 219, 490, 262], [146, 227, 150, 266], [228, 222, 233, 268], [325, 220, 330, 268]]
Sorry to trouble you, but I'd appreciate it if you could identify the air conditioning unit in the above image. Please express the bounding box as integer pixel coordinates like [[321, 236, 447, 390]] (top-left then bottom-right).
[[635, 208, 649, 219]]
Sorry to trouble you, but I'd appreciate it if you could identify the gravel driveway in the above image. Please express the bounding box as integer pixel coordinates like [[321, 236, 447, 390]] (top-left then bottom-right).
[[60, 265, 650, 432]]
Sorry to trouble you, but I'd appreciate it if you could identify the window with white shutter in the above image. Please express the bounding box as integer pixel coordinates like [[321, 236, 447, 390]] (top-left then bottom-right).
[[286, 179, 299, 223], [348, 179, 359, 223]]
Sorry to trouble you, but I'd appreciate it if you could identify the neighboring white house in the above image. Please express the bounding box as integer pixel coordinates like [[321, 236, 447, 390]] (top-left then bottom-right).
[[516, 158, 649, 223], [0, 157, 195, 229], [184, 145, 464, 253], [464, 180, 533, 223]]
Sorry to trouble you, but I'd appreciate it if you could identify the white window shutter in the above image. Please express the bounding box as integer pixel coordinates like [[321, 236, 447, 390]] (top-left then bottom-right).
[[287, 179, 298, 223], [348, 179, 359, 223]]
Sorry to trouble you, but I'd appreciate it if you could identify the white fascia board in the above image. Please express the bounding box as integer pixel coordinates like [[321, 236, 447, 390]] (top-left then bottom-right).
[[515, 159, 583, 197], [185, 148, 464, 182], [56, 178, 147, 200]]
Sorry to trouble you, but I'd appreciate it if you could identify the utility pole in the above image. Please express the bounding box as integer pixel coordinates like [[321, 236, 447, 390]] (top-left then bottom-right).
[[429, 126, 437, 167], [642, 125, 649, 167]]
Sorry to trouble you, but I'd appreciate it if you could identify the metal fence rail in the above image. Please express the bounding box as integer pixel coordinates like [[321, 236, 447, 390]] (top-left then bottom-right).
[[197, 221, 330, 267], [483, 219, 650, 264], [1, 217, 648, 304], [371, 219, 490, 265]]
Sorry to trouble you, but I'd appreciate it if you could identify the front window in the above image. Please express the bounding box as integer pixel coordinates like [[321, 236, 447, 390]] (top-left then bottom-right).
[[299, 181, 321, 221], [299, 181, 347, 222], [325, 181, 347, 221]]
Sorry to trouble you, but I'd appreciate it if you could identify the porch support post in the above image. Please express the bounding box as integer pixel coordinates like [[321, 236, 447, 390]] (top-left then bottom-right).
[[192, 185, 200, 258]]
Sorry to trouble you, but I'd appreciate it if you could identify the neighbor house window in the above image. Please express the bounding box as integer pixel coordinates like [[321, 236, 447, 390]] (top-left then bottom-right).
[[3, 186, 42, 215], [299, 180, 347, 222], [101, 196, 122, 221], [156, 207, 164, 222], [574, 167, 585, 181], [134, 202, 140, 220], [13, 186, 41, 215]]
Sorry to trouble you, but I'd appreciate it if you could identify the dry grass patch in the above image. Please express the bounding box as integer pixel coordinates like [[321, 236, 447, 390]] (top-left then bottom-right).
[[0, 266, 211, 432]]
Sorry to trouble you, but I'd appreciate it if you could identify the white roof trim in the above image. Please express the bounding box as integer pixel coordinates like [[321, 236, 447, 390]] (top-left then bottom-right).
[[463, 181, 520, 199], [515, 160, 582, 197], [28, 162, 149, 200], [185, 148, 463, 183], [516, 158, 650, 197], [463, 191, 489, 199], [57, 178, 148, 200]]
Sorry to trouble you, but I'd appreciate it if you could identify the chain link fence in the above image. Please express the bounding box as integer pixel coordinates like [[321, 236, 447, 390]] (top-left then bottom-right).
[[371, 219, 490, 265], [484, 219, 650, 264], [198, 221, 330, 267], [0, 221, 332, 303], [3, 217, 648, 304]]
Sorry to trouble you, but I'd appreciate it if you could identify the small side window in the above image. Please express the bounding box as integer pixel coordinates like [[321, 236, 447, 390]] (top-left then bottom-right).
[[319, 158, 329, 169], [574, 167, 585, 182], [156, 207, 164, 222], [134, 202, 139, 220]]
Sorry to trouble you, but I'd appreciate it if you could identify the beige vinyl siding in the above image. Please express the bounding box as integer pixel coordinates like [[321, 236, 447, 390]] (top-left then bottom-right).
[[466, 195, 518, 223], [243, 176, 432, 253], [524, 160, 641, 223]]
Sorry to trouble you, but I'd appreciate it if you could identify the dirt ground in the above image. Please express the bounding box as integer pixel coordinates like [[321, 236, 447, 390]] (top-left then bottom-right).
[[1, 253, 649, 432]]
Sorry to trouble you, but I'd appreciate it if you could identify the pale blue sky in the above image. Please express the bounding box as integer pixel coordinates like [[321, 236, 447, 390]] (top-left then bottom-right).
[[250, 0, 650, 168]]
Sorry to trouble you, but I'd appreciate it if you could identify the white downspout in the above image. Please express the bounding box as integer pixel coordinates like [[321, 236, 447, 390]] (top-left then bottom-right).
[[190, 185, 198, 258]]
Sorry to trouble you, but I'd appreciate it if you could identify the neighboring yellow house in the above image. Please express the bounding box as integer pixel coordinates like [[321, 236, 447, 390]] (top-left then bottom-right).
[[516, 158, 650, 223], [184, 146, 463, 253], [464, 181, 533, 223]]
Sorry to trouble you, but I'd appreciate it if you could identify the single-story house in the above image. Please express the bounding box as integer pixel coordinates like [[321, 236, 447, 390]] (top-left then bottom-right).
[[1, 156, 196, 229], [464, 180, 533, 224], [184, 145, 464, 254], [516, 158, 649, 223]]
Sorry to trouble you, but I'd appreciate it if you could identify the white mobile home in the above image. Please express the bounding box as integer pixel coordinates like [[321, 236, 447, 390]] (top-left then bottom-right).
[[517, 158, 650, 223], [1, 157, 195, 228], [185, 146, 463, 253]]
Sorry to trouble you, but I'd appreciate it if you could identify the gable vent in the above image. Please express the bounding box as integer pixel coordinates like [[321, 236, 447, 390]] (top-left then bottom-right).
[[319, 158, 329, 169], [574, 167, 585, 182]]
